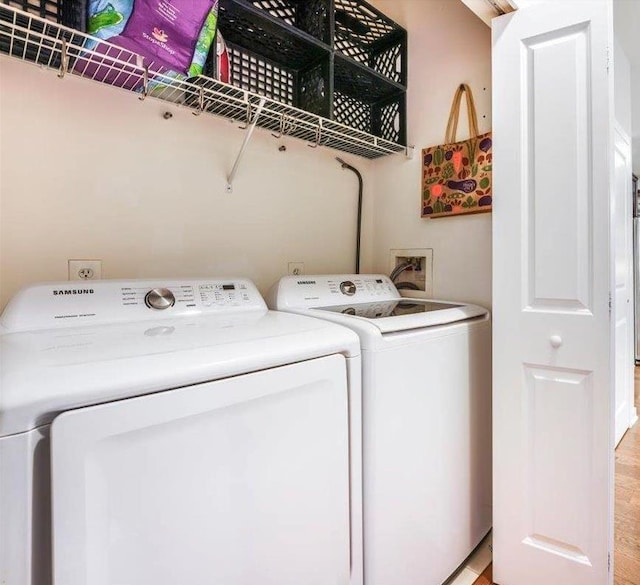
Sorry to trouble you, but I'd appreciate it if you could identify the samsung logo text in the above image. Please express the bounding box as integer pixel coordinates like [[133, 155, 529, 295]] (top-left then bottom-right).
[[53, 289, 95, 296]]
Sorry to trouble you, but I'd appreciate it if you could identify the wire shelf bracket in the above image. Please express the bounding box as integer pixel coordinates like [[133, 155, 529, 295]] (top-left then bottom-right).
[[226, 97, 266, 193]]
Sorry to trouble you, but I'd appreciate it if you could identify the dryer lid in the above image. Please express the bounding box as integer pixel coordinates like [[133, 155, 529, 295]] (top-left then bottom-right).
[[0, 279, 360, 436]]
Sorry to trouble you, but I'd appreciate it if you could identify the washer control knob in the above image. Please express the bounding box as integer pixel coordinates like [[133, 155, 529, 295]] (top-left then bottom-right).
[[340, 281, 357, 296], [145, 288, 176, 310]]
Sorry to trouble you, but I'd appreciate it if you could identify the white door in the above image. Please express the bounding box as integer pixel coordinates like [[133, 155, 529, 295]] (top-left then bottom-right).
[[493, 2, 614, 584], [51, 355, 351, 585], [614, 124, 634, 446]]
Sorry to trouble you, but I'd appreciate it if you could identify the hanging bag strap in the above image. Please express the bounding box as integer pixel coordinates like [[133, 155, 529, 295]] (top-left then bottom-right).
[[445, 86, 464, 144], [445, 84, 480, 144]]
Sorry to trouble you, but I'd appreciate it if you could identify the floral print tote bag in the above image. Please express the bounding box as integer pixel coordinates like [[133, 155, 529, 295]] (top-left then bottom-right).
[[421, 84, 492, 218]]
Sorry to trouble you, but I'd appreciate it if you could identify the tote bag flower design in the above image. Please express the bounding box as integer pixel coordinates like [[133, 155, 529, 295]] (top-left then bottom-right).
[[421, 84, 492, 218]]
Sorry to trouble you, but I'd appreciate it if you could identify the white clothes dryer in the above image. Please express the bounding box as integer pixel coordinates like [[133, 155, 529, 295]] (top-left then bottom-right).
[[267, 274, 492, 585], [0, 278, 363, 585]]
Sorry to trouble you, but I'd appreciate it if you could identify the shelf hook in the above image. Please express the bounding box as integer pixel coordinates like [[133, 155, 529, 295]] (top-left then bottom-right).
[[308, 119, 323, 149], [226, 97, 267, 193], [192, 86, 205, 116], [139, 64, 149, 101], [57, 38, 68, 79], [271, 113, 288, 139], [238, 102, 253, 130]]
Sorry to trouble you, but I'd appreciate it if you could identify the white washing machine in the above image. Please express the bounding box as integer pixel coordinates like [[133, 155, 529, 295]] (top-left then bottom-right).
[[267, 274, 492, 585], [0, 278, 363, 585]]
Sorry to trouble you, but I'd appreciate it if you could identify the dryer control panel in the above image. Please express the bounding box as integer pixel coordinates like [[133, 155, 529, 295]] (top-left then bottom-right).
[[1, 279, 267, 332], [269, 274, 399, 310]]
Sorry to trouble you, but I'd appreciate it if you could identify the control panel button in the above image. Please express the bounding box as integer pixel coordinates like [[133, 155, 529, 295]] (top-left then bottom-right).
[[339, 281, 357, 296], [144, 288, 176, 310]]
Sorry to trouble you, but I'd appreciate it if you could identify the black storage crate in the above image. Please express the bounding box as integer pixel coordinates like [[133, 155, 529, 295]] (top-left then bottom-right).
[[334, 53, 405, 144], [333, 0, 406, 86], [227, 0, 406, 87], [333, 91, 405, 145], [224, 43, 332, 117], [1, 0, 85, 30], [0, 0, 86, 69], [213, 0, 332, 118], [232, 0, 331, 45], [215, 0, 407, 145]]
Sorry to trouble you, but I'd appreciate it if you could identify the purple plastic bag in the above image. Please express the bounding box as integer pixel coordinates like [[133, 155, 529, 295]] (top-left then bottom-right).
[[111, 0, 216, 73], [74, 0, 217, 90], [73, 43, 144, 90]]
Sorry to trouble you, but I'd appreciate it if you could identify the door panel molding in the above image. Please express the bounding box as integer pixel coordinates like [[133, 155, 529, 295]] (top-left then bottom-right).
[[523, 23, 593, 313], [523, 365, 593, 565]]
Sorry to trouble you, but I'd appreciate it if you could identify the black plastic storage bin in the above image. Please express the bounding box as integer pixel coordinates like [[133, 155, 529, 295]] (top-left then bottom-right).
[[224, 0, 406, 87], [333, 0, 406, 86], [334, 53, 405, 144], [213, 0, 407, 145], [330, 0, 408, 145], [0, 0, 86, 68], [212, 0, 333, 118], [1, 0, 85, 30], [230, 0, 331, 45]]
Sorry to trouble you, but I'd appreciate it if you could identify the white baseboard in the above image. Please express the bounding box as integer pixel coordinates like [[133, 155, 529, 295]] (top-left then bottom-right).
[[444, 532, 492, 585]]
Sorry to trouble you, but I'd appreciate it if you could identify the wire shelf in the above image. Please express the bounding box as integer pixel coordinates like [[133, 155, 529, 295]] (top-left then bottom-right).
[[0, 4, 407, 160]]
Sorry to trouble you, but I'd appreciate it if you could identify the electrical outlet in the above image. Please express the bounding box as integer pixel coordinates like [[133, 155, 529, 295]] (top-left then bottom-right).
[[288, 262, 305, 276], [69, 259, 102, 281]]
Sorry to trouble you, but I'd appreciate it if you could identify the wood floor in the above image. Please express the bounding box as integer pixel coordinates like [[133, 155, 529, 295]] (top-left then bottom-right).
[[473, 369, 640, 585], [615, 369, 640, 585], [472, 564, 492, 585]]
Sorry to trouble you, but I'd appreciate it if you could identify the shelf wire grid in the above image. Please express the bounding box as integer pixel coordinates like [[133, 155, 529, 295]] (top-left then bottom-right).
[[0, 4, 407, 159]]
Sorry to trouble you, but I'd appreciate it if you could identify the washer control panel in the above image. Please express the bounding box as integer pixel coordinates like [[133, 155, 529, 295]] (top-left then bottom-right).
[[1, 279, 267, 332], [271, 274, 398, 310], [120, 281, 256, 311]]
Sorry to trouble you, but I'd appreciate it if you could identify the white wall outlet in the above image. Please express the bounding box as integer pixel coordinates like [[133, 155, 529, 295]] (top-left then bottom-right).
[[68, 259, 102, 281], [288, 262, 305, 276]]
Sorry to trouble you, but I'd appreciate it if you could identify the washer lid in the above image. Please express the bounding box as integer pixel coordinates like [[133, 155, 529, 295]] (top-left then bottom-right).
[[311, 299, 487, 333]]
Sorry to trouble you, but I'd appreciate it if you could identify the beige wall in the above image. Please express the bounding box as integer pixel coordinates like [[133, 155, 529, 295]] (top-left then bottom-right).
[[0, 57, 374, 308], [368, 0, 492, 308], [0, 1, 492, 310]]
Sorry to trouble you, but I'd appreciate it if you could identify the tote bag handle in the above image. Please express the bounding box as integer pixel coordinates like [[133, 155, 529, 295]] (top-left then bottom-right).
[[445, 84, 480, 144]]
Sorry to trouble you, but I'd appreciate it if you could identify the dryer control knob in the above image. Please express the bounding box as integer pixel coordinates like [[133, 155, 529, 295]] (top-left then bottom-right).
[[340, 281, 357, 296], [145, 288, 176, 310]]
